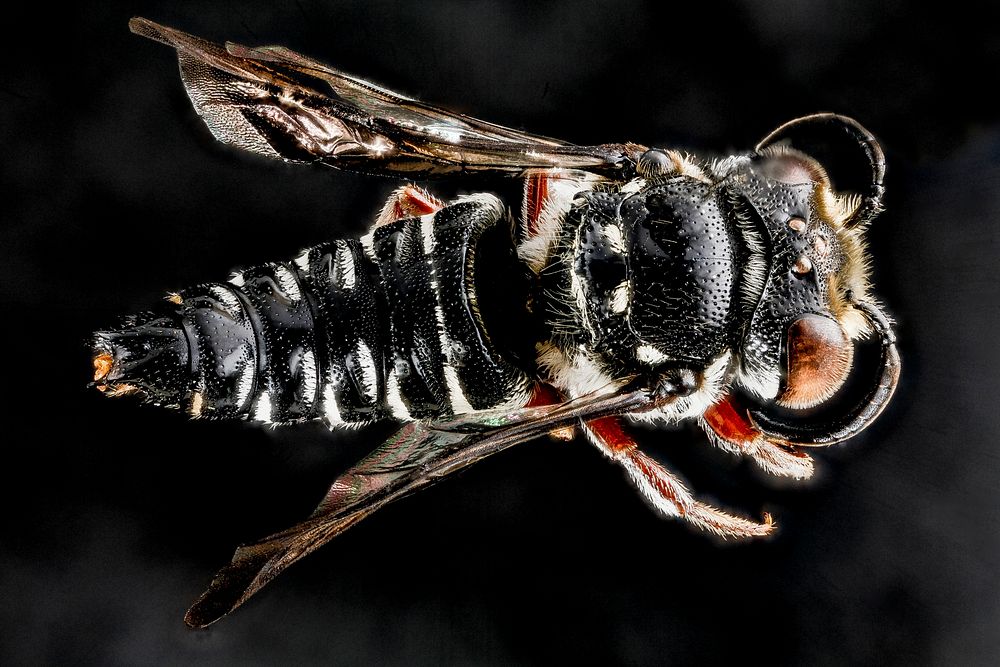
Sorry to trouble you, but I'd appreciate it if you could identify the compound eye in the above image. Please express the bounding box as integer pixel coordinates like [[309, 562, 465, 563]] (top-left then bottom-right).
[[759, 150, 830, 186], [777, 314, 853, 409]]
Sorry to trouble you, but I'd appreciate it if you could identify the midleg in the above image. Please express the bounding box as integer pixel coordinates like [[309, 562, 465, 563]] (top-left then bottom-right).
[[583, 416, 774, 539]]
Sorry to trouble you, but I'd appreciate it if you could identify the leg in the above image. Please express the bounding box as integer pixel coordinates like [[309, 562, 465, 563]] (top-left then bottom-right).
[[517, 170, 594, 274], [522, 172, 550, 237], [702, 394, 815, 480], [526, 383, 575, 441], [375, 184, 445, 226], [583, 416, 774, 539]]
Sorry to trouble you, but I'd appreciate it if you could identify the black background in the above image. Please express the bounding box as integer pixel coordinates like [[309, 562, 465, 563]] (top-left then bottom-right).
[[3, 1, 998, 664]]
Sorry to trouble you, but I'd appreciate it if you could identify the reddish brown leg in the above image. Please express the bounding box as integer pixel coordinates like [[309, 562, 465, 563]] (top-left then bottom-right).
[[522, 172, 550, 237], [702, 395, 814, 479], [524, 382, 563, 408], [526, 383, 575, 441], [375, 184, 445, 226], [583, 416, 774, 539]]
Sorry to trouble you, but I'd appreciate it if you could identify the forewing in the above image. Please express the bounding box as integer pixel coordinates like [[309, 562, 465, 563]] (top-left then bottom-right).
[[184, 384, 661, 628], [130, 17, 641, 178]]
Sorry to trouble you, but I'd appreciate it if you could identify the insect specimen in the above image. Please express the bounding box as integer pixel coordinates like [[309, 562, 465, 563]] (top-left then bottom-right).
[[92, 18, 900, 627]]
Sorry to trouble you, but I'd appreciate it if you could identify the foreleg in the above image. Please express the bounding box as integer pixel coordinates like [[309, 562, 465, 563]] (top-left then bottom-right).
[[702, 394, 815, 480]]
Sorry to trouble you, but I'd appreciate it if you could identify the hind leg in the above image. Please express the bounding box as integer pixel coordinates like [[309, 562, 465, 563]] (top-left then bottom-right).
[[375, 184, 444, 226]]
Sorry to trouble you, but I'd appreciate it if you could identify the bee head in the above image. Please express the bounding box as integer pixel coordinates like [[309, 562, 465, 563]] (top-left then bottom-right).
[[732, 114, 889, 414]]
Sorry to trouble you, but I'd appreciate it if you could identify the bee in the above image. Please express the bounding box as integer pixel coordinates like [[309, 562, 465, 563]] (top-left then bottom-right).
[[92, 18, 900, 628]]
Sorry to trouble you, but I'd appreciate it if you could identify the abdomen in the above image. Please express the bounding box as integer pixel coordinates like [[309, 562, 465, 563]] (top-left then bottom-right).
[[93, 194, 534, 425]]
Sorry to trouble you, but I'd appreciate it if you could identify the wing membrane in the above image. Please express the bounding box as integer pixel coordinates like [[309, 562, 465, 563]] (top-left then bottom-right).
[[184, 383, 662, 628], [130, 17, 643, 178]]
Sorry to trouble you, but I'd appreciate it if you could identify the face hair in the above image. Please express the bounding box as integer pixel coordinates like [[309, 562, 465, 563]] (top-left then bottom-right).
[[728, 194, 771, 318]]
